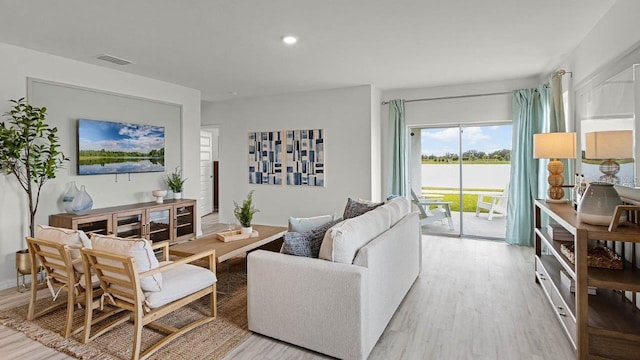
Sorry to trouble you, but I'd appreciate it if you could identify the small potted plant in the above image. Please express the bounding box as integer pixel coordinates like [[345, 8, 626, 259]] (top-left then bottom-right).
[[234, 190, 259, 234], [165, 166, 187, 199]]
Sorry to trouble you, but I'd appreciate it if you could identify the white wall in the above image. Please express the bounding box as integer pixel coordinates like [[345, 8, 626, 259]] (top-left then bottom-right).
[[565, 0, 640, 86], [0, 42, 201, 289], [202, 86, 375, 226], [380, 77, 539, 196], [370, 87, 382, 202]]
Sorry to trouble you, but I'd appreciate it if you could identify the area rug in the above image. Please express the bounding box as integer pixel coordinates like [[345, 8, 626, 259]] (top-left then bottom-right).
[[0, 259, 250, 360]]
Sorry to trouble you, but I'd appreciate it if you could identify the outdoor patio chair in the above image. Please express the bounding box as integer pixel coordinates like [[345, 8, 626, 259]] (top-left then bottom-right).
[[410, 189, 454, 230], [80, 238, 217, 360], [475, 182, 509, 220]]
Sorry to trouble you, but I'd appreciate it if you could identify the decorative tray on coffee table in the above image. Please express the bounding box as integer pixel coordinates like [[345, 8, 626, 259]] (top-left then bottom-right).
[[560, 243, 623, 270], [216, 230, 259, 242]]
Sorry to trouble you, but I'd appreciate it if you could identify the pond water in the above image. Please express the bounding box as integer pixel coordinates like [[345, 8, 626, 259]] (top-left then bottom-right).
[[421, 164, 510, 190], [79, 159, 165, 175]]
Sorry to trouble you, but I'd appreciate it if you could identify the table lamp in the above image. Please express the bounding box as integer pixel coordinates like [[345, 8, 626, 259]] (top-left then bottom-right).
[[533, 132, 577, 202], [585, 130, 633, 184]]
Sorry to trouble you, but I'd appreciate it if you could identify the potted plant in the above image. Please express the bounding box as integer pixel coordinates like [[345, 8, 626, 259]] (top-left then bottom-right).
[[0, 99, 67, 277], [165, 166, 187, 199], [234, 190, 259, 234]]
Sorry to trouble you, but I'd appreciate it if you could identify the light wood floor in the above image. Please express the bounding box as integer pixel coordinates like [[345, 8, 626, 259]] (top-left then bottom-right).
[[0, 232, 575, 359]]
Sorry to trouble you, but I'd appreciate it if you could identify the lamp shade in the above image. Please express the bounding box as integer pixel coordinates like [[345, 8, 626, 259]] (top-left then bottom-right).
[[585, 130, 633, 159], [533, 132, 577, 159]]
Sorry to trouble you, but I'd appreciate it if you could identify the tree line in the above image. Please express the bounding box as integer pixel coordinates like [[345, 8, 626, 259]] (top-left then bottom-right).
[[79, 148, 165, 159], [422, 149, 510, 162]]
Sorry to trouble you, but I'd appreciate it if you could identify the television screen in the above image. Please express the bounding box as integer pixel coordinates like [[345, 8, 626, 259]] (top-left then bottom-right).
[[77, 119, 165, 175]]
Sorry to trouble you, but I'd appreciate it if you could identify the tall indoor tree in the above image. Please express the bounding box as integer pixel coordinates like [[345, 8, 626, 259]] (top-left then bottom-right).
[[0, 98, 67, 238]]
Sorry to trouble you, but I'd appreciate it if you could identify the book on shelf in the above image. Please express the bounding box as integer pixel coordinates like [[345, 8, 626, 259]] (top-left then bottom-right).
[[547, 225, 573, 242], [560, 270, 597, 295]]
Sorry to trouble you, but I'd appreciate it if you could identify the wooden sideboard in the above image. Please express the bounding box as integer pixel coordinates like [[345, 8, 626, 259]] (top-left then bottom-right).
[[534, 200, 640, 359], [50, 199, 196, 244]]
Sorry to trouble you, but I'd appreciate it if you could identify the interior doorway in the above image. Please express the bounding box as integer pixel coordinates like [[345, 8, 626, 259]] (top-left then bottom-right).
[[410, 123, 511, 239], [199, 127, 219, 218]]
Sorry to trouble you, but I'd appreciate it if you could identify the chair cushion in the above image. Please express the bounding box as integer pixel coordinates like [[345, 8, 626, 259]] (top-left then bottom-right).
[[320, 205, 391, 264], [283, 218, 343, 258], [144, 263, 217, 309], [380, 196, 411, 226], [342, 198, 383, 219], [90, 234, 163, 292], [77, 273, 101, 289], [288, 214, 334, 232], [37, 225, 89, 274]]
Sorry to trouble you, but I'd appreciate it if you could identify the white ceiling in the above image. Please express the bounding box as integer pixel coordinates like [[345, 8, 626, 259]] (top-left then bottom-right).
[[0, 1, 615, 101]]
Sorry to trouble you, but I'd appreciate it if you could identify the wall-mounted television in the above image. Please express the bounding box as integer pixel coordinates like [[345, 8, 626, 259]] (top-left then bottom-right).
[[77, 119, 165, 175]]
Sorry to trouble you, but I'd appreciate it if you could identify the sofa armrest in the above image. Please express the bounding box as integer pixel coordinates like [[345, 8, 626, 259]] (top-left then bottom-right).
[[247, 250, 369, 360]]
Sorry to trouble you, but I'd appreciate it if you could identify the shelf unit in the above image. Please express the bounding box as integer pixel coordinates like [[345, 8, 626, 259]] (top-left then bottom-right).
[[50, 199, 196, 245], [534, 200, 640, 359]]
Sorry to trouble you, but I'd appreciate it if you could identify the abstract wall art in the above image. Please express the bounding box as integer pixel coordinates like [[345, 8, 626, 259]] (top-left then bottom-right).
[[248, 131, 283, 185], [285, 129, 325, 186]]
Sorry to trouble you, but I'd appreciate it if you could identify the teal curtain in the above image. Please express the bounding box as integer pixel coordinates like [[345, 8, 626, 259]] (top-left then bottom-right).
[[550, 72, 572, 187], [536, 74, 571, 199], [550, 72, 566, 132], [506, 88, 545, 246], [389, 99, 407, 196]]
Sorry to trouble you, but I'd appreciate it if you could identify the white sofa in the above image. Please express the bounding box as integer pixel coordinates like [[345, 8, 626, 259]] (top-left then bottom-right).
[[247, 200, 421, 360]]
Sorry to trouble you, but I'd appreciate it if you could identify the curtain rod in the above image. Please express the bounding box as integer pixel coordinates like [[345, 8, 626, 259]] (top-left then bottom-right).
[[381, 70, 572, 105], [381, 91, 512, 105]]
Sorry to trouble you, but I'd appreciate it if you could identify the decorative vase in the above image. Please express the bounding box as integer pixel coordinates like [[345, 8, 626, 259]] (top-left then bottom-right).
[[173, 192, 183, 200], [241, 226, 252, 235], [71, 185, 93, 214], [152, 189, 168, 204], [62, 181, 79, 213], [577, 182, 626, 226]]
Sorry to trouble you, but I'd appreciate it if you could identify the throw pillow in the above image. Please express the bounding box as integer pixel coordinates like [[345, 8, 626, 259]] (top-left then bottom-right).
[[90, 234, 163, 292], [288, 214, 334, 232], [343, 198, 383, 219], [283, 218, 343, 258]]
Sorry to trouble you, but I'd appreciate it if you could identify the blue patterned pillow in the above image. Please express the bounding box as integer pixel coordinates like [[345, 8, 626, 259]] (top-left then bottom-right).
[[343, 198, 383, 219], [283, 218, 343, 257]]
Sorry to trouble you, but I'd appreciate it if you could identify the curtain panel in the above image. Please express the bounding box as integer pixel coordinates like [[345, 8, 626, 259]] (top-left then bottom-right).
[[506, 88, 546, 246], [389, 99, 407, 197]]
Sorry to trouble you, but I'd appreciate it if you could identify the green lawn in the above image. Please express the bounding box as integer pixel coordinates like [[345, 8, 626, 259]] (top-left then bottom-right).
[[421, 187, 503, 212]]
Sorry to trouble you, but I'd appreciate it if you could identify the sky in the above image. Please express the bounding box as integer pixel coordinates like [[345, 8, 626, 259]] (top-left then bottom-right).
[[421, 125, 512, 156], [78, 119, 165, 153]]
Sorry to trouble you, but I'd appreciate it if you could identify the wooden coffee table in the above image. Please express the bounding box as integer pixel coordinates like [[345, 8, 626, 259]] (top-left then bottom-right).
[[169, 224, 287, 292]]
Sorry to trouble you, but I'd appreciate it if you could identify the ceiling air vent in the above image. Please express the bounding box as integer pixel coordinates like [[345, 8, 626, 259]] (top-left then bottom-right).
[[96, 54, 134, 66]]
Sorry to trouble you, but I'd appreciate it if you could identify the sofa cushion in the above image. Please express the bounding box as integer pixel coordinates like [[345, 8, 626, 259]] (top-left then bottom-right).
[[320, 206, 391, 264], [283, 218, 343, 258], [380, 196, 411, 226], [144, 263, 216, 309], [343, 198, 383, 219], [90, 234, 163, 292], [37, 225, 88, 274], [288, 214, 334, 232]]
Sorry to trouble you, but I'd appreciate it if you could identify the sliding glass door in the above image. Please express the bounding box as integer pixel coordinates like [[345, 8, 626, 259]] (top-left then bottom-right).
[[411, 123, 511, 239]]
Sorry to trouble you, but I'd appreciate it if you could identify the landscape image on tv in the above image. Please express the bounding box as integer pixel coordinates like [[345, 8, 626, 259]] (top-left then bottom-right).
[[78, 119, 165, 175]]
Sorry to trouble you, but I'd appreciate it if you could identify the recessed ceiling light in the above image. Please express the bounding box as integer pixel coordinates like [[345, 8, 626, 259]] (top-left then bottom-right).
[[282, 35, 298, 45]]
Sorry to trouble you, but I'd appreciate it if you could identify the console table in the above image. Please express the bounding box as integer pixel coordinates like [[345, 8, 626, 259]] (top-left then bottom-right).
[[534, 200, 640, 359], [49, 199, 196, 244]]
